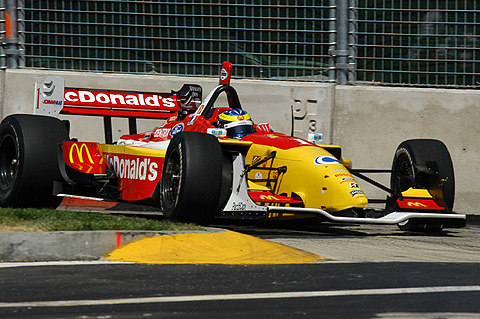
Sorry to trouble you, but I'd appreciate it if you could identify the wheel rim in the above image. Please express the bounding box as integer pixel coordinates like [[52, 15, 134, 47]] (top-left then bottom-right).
[[0, 134, 18, 191], [163, 149, 182, 208], [393, 153, 415, 193]]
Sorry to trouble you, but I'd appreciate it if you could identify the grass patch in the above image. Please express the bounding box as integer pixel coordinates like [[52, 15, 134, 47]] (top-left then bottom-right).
[[0, 208, 202, 232]]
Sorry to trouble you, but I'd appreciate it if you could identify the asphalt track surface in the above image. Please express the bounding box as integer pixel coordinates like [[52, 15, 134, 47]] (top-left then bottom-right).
[[1, 261, 479, 318], [216, 216, 480, 262], [1, 216, 480, 318]]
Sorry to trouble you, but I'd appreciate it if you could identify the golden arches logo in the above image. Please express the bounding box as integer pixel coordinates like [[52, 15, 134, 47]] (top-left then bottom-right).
[[407, 202, 428, 208], [260, 195, 279, 201], [69, 143, 94, 164]]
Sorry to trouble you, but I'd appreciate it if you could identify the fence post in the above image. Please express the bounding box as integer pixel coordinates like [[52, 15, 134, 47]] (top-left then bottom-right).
[[335, 0, 349, 85], [348, 0, 357, 84], [16, 0, 23, 67], [4, 0, 18, 68], [328, 0, 337, 82]]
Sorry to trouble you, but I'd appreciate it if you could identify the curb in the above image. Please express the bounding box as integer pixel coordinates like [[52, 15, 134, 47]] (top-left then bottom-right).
[[0, 228, 223, 262], [0, 227, 324, 264], [105, 229, 324, 264], [1, 216, 477, 263]]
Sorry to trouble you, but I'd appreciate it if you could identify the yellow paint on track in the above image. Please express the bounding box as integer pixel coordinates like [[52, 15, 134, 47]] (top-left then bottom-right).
[[105, 230, 325, 264]]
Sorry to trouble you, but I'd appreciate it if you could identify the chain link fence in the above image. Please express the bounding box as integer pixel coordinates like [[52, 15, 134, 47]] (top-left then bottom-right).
[[353, 0, 479, 88], [18, 0, 333, 81], [2, 0, 479, 88]]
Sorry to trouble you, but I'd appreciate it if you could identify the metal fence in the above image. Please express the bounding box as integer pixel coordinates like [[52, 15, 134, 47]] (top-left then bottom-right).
[[17, 0, 334, 81], [353, 1, 479, 88], [2, 0, 479, 88]]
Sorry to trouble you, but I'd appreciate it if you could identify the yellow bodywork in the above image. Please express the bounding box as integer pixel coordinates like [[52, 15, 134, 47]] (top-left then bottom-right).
[[243, 143, 368, 218], [401, 188, 432, 198]]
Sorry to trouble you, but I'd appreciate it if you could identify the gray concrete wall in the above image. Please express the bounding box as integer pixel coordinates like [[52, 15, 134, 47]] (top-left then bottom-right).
[[1, 69, 478, 214], [334, 86, 480, 214], [2, 69, 333, 143]]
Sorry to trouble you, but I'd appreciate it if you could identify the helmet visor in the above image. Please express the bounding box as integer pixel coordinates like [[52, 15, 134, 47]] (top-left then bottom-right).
[[224, 119, 255, 137]]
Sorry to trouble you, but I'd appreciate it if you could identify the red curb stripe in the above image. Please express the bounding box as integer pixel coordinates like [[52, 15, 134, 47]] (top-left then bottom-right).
[[116, 231, 122, 248]]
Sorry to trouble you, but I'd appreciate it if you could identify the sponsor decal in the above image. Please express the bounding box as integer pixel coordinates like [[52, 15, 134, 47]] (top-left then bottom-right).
[[407, 202, 428, 208], [195, 104, 206, 116], [207, 128, 227, 137], [249, 192, 301, 204], [232, 202, 247, 211], [220, 68, 228, 81], [349, 182, 360, 189], [65, 142, 105, 174], [34, 76, 65, 117], [170, 123, 184, 137], [350, 190, 365, 197], [255, 172, 263, 181], [260, 195, 279, 201], [105, 155, 158, 181], [341, 177, 355, 182], [69, 143, 94, 164], [314, 156, 341, 166], [153, 128, 171, 138], [64, 89, 177, 109], [42, 99, 63, 106], [335, 172, 353, 178], [397, 198, 445, 210]]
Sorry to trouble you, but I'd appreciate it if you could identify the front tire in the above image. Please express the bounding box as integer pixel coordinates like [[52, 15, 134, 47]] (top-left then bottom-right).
[[390, 139, 455, 231], [0, 114, 69, 207], [160, 132, 224, 224]]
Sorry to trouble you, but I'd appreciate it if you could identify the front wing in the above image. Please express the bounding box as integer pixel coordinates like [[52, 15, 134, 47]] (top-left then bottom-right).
[[220, 153, 466, 228]]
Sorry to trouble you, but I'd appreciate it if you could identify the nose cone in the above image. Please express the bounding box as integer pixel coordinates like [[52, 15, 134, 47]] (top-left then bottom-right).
[[320, 165, 368, 212], [245, 143, 368, 213], [301, 154, 368, 212]]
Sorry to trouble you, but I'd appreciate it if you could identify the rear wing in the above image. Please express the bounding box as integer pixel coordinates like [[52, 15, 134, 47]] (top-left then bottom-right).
[[34, 76, 202, 143]]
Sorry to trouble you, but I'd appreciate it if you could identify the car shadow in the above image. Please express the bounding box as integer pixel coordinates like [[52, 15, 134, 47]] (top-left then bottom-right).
[[210, 217, 463, 238]]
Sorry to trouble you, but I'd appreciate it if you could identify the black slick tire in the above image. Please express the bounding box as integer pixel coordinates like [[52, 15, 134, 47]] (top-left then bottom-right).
[[0, 114, 69, 207], [160, 132, 223, 224], [390, 139, 455, 231]]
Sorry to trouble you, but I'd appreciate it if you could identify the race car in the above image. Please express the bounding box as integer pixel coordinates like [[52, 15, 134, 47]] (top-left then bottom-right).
[[0, 62, 466, 231]]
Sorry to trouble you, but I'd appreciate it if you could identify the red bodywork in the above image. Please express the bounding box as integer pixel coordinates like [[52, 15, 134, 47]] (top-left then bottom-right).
[[62, 62, 304, 203]]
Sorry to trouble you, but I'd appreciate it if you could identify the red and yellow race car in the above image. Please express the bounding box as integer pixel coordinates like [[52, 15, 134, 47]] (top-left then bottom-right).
[[0, 62, 466, 231]]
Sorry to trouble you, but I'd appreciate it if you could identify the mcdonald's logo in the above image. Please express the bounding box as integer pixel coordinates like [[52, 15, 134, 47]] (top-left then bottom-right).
[[69, 143, 94, 164], [260, 195, 279, 201], [407, 202, 428, 208]]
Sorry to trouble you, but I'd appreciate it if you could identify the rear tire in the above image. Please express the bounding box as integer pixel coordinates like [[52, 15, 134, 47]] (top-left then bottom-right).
[[390, 139, 454, 232], [160, 132, 224, 224], [0, 114, 69, 207]]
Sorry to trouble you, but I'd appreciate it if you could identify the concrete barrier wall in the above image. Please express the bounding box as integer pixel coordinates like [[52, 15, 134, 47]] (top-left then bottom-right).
[[2, 69, 334, 143], [1, 69, 478, 214], [334, 86, 480, 214]]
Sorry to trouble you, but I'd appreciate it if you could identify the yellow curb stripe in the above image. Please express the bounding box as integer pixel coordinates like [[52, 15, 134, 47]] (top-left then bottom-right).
[[105, 230, 325, 264]]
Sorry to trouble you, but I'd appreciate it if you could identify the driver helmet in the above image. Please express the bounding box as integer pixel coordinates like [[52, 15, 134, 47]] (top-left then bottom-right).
[[217, 108, 255, 138]]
